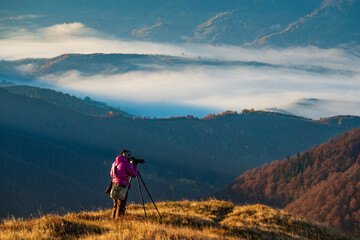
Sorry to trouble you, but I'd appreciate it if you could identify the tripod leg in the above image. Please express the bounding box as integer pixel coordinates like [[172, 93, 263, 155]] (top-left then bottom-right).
[[136, 176, 147, 218], [137, 171, 162, 219]]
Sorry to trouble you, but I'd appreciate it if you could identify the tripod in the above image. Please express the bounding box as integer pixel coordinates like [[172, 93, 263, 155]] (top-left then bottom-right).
[[130, 170, 162, 219]]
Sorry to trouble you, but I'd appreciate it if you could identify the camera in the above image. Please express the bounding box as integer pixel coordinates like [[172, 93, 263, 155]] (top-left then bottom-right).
[[130, 157, 145, 165], [121, 149, 145, 165]]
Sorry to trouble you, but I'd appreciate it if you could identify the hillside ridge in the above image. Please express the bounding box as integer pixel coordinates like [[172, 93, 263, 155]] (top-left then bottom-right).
[[0, 85, 131, 117], [0, 200, 354, 240], [2, 86, 360, 219], [216, 127, 360, 236]]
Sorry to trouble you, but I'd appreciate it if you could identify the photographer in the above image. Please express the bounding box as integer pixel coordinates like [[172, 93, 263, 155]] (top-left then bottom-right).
[[110, 149, 137, 219]]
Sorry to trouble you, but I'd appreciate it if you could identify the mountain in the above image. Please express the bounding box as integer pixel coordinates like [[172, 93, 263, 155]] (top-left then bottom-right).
[[0, 85, 131, 117], [2, 85, 360, 218], [0, 200, 354, 240], [216, 127, 360, 236], [0, 53, 278, 80], [0, 52, 352, 87], [1, 52, 358, 118], [267, 98, 360, 120], [1, 0, 359, 48]]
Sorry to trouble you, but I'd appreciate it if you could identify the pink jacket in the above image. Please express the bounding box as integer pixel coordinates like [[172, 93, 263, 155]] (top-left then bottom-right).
[[110, 155, 138, 186]]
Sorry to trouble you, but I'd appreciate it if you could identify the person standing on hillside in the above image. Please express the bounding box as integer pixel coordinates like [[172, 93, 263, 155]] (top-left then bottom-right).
[[110, 149, 138, 219]]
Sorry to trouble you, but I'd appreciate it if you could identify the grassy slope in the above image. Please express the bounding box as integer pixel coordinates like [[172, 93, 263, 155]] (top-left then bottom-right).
[[0, 200, 353, 240]]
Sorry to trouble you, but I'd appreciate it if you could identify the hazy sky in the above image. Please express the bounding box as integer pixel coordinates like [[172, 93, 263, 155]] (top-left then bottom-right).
[[1, 22, 360, 118]]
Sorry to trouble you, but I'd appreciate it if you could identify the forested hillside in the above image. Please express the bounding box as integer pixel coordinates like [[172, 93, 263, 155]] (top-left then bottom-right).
[[217, 128, 360, 236], [1, 86, 360, 219]]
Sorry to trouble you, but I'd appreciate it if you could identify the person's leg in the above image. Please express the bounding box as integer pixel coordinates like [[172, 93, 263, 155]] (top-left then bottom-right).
[[111, 198, 117, 219], [115, 199, 122, 219], [118, 191, 129, 215]]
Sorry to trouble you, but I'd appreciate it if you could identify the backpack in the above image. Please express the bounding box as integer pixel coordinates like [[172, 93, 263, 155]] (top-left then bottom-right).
[[109, 163, 128, 200]]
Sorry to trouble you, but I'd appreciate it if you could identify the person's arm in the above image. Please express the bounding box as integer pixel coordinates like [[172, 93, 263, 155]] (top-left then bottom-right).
[[110, 163, 114, 178], [125, 162, 138, 177]]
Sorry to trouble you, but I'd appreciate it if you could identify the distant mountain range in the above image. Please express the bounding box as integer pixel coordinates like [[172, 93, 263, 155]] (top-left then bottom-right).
[[1, 53, 358, 119], [267, 98, 360, 120], [0, 52, 352, 84], [215, 127, 360, 236], [0, 53, 279, 79], [1, 0, 359, 48], [1, 85, 360, 218]]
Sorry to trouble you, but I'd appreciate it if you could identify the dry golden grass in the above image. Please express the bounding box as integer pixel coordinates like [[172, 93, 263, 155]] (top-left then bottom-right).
[[0, 200, 354, 240]]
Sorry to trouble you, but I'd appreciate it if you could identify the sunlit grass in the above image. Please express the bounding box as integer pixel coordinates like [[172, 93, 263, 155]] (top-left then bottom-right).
[[0, 200, 353, 240]]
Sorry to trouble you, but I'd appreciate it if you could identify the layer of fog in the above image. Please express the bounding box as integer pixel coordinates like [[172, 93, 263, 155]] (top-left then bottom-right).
[[1, 22, 360, 118], [39, 65, 360, 118], [268, 99, 360, 120]]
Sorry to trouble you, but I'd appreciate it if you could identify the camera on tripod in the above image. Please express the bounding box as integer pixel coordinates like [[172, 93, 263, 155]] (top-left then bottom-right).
[[118, 149, 161, 218]]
